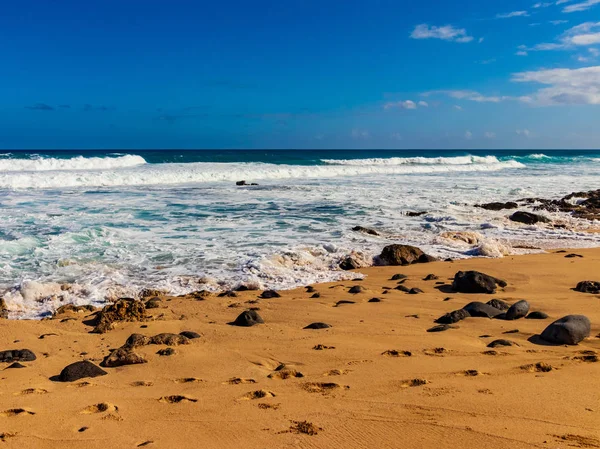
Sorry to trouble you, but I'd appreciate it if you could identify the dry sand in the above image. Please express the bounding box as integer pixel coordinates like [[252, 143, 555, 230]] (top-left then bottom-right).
[[0, 249, 599, 448]]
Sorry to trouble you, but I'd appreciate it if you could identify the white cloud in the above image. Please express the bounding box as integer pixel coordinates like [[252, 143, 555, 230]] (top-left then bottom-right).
[[424, 90, 507, 102], [478, 37, 485, 43], [454, 105, 463, 111], [465, 131, 473, 139], [525, 21, 600, 51], [516, 129, 531, 137], [383, 100, 420, 110], [512, 65, 600, 105], [550, 20, 569, 24], [497, 11, 530, 18], [351, 129, 370, 139], [418, 100, 429, 107], [484, 131, 497, 139], [533, 2, 554, 8], [563, 0, 600, 13], [410, 24, 474, 43], [516, 50, 529, 56]]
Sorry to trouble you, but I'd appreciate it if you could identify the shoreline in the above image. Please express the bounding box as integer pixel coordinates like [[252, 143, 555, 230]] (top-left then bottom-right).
[[0, 248, 598, 448]]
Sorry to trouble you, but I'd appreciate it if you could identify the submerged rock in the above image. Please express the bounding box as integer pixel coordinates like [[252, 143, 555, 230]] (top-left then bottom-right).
[[352, 226, 380, 236], [452, 271, 507, 294], [509, 211, 550, 225], [476, 202, 518, 211], [540, 315, 591, 345]]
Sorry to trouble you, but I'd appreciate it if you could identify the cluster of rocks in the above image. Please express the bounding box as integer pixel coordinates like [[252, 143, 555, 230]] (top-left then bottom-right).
[[86, 298, 147, 334]]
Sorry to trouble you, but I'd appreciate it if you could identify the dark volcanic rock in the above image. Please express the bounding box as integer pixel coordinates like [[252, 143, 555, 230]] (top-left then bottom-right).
[[144, 298, 161, 309], [368, 297, 382, 303], [509, 211, 550, 225], [476, 202, 518, 211], [423, 274, 439, 281], [304, 322, 332, 330], [150, 333, 190, 346], [462, 302, 504, 318], [157, 347, 176, 356], [505, 300, 530, 320], [574, 280, 600, 294], [306, 286, 316, 293], [435, 309, 470, 324], [6, 362, 26, 369], [260, 290, 281, 299], [406, 211, 427, 217], [310, 293, 321, 298], [487, 339, 518, 348], [540, 315, 591, 345], [348, 286, 365, 294], [352, 226, 380, 236], [427, 324, 456, 332], [179, 331, 201, 339], [101, 348, 147, 368], [487, 299, 511, 311], [526, 311, 549, 320], [90, 299, 147, 334], [218, 290, 238, 298], [231, 310, 264, 327], [395, 285, 410, 292], [0, 349, 36, 363], [124, 333, 151, 348], [58, 361, 107, 382], [452, 271, 507, 294], [391, 274, 408, 281], [378, 245, 436, 266], [565, 253, 584, 258], [339, 256, 361, 271], [408, 288, 423, 295]]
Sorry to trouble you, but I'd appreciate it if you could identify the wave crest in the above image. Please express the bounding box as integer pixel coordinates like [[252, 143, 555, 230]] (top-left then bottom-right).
[[0, 155, 146, 172], [321, 155, 503, 166]]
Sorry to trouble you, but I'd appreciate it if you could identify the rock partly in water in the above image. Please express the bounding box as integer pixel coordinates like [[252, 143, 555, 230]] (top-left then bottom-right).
[[90, 299, 147, 334], [0, 298, 8, 319], [231, 310, 264, 327], [462, 302, 504, 318], [304, 322, 332, 330], [540, 315, 591, 345], [0, 349, 36, 363], [339, 256, 361, 271], [452, 271, 507, 294], [505, 300, 530, 320], [352, 226, 380, 236], [509, 211, 550, 225], [378, 245, 436, 266], [58, 361, 107, 382], [435, 309, 470, 324], [574, 281, 600, 294], [476, 202, 519, 211]]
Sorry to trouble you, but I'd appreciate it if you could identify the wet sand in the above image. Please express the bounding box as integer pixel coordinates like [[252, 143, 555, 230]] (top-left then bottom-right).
[[0, 249, 599, 448]]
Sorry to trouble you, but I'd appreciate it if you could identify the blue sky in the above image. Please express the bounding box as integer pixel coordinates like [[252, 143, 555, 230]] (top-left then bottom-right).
[[2, 0, 600, 149]]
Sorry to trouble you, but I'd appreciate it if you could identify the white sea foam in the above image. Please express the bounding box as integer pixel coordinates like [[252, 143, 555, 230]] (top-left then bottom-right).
[[0, 159, 524, 189], [0, 154, 146, 172], [321, 155, 504, 166]]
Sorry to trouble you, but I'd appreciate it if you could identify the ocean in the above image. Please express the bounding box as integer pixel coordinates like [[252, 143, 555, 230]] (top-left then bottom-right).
[[1, 149, 600, 319]]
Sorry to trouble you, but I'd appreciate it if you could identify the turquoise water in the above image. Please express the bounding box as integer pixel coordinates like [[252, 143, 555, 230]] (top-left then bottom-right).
[[1, 149, 599, 318]]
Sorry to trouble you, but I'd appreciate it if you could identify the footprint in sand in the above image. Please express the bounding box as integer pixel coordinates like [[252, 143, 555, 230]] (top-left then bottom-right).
[[347, 359, 373, 366], [520, 362, 554, 373], [0, 433, 16, 442], [400, 379, 429, 388], [131, 381, 154, 387], [81, 403, 118, 414], [16, 388, 48, 396], [158, 395, 198, 404], [382, 350, 412, 357], [313, 344, 335, 350], [268, 369, 304, 380], [302, 382, 347, 394], [573, 350, 599, 363], [257, 403, 280, 410], [323, 369, 351, 376], [174, 377, 205, 384], [1, 408, 35, 417], [456, 370, 483, 377], [423, 348, 448, 357], [241, 390, 276, 400], [225, 377, 256, 385]]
